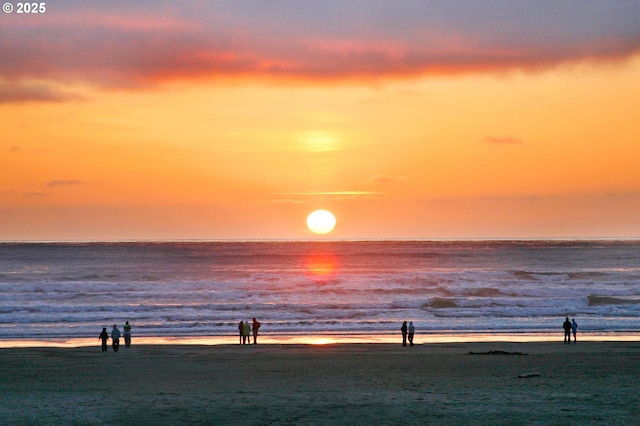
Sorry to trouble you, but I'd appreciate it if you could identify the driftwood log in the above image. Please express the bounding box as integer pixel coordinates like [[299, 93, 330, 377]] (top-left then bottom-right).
[[518, 372, 541, 378]]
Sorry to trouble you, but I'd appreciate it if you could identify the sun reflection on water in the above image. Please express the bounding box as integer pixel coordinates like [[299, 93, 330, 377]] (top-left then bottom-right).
[[2, 333, 640, 348], [305, 253, 339, 277]]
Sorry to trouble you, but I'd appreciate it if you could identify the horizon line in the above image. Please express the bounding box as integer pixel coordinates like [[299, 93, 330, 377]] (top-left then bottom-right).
[[2, 237, 640, 244]]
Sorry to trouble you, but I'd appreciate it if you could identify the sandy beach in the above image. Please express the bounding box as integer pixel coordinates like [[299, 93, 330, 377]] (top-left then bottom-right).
[[1, 341, 639, 425]]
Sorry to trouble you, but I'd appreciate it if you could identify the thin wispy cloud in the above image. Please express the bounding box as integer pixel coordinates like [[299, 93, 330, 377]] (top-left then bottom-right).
[[273, 191, 384, 202], [281, 191, 382, 196], [261, 198, 307, 205], [0, 81, 82, 104], [365, 174, 410, 184], [45, 180, 82, 188], [603, 191, 640, 199]]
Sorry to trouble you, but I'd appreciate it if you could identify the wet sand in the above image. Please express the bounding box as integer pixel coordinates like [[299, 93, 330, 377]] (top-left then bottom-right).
[[1, 342, 639, 425]]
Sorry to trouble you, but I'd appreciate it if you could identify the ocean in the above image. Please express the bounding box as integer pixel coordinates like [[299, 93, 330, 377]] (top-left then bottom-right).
[[1, 240, 639, 345]]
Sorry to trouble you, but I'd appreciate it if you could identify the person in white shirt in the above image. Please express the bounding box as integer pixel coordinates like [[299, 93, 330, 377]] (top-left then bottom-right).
[[123, 321, 132, 348], [111, 324, 121, 352]]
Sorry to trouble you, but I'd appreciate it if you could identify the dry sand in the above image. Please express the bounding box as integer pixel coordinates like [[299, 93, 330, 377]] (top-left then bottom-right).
[[1, 341, 639, 425]]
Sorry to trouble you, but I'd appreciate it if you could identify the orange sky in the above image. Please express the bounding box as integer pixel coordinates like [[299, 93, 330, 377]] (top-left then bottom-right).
[[2, 2, 640, 240]]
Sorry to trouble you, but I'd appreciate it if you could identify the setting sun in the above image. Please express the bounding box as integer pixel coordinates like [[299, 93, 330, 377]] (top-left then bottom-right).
[[306, 210, 337, 235]]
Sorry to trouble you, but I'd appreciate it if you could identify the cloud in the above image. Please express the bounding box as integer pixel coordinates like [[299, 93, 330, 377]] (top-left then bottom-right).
[[426, 191, 640, 205], [1, 1, 639, 96], [602, 191, 640, 199], [261, 198, 307, 205], [276, 191, 383, 202], [45, 180, 82, 188], [365, 174, 410, 184], [483, 136, 523, 145], [0, 81, 83, 104], [7, 146, 21, 153], [282, 191, 382, 196]]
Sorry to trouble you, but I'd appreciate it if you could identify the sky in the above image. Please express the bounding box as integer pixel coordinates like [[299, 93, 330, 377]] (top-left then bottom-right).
[[2, 1, 640, 240]]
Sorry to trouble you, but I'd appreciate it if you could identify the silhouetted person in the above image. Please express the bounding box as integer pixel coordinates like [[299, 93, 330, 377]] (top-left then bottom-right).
[[572, 318, 578, 343], [401, 321, 408, 346], [563, 317, 571, 344], [238, 321, 244, 344], [243, 321, 251, 344], [99, 327, 109, 352], [111, 324, 121, 352], [252, 318, 261, 344], [408, 321, 415, 346], [123, 321, 132, 348]]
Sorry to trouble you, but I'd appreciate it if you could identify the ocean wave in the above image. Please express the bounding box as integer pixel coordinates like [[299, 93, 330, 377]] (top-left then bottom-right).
[[567, 272, 607, 279], [463, 287, 503, 297], [425, 298, 458, 309], [60, 274, 122, 282], [512, 270, 575, 281], [588, 295, 640, 306]]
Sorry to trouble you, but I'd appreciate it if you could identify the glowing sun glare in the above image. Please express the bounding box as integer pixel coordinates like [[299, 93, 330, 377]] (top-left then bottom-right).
[[306, 210, 336, 234]]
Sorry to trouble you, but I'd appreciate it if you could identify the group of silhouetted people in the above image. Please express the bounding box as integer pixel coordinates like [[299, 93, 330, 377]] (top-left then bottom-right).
[[94, 316, 581, 349], [400, 321, 415, 346], [563, 317, 578, 344], [239, 318, 261, 344], [99, 321, 132, 352], [400, 318, 581, 346]]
